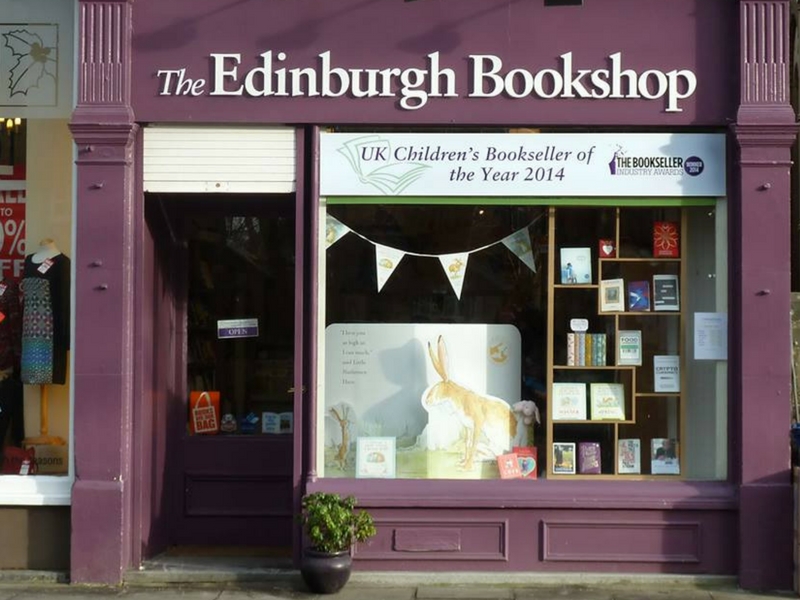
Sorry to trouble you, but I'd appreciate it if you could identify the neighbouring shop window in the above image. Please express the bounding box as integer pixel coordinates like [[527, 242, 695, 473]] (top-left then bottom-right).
[[0, 118, 74, 478], [318, 201, 727, 481]]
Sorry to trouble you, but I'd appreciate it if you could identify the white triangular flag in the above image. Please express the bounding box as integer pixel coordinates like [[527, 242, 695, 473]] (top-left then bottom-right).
[[438, 253, 469, 300], [375, 244, 406, 292], [325, 215, 350, 249], [502, 228, 536, 273]]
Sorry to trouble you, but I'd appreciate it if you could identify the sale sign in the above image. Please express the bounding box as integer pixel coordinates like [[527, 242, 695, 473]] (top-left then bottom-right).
[[0, 191, 26, 281]]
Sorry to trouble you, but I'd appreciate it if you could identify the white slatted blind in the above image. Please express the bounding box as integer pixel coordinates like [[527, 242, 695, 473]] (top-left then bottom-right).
[[143, 126, 296, 193]]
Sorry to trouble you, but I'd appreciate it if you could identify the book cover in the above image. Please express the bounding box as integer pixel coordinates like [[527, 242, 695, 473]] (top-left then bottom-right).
[[552, 442, 576, 475], [578, 442, 602, 474], [627, 280, 651, 311], [262, 411, 294, 434], [551, 382, 587, 421], [618, 438, 641, 474], [616, 330, 642, 366], [653, 221, 680, 258], [567, 333, 576, 366], [585, 333, 594, 366], [560, 247, 592, 285], [577, 332, 586, 366], [496, 452, 523, 479], [651, 438, 680, 475], [513, 446, 538, 480], [598, 238, 616, 258], [653, 355, 680, 393], [356, 437, 397, 479], [652, 274, 680, 311], [599, 278, 625, 312], [589, 382, 626, 420]]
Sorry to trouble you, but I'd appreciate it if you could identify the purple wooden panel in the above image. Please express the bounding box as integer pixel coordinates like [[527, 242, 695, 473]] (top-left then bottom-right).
[[130, 0, 737, 125], [394, 528, 461, 552], [355, 517, 507, 562], [542, 520, 701, 563], [184, 474, 293, 517]]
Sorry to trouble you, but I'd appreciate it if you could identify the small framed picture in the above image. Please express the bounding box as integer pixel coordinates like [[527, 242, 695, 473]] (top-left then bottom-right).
[[599, 278, 625, 312], [552, 442, 576, 475]]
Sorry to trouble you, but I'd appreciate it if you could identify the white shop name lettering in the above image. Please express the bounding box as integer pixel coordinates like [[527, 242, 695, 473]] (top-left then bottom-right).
[[156, 51, 696, 112]]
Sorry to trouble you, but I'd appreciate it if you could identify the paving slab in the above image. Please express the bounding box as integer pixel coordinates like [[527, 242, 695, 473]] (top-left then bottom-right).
[[513, 586, 615, 600], [417, 585, 514, 599], [709, 593, 797, 600], [612, 589, 714, 600]]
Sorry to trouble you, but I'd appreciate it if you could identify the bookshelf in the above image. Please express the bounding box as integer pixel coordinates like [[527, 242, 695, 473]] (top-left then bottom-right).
[[546, 206, 685, 479]]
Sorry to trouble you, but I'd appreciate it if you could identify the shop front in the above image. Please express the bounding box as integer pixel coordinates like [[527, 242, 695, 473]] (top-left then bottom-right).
[[68, 0, 794, 589]]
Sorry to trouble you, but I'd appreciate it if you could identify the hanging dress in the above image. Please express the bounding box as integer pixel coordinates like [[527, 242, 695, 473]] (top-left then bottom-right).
[[20, 253, 71, 385]]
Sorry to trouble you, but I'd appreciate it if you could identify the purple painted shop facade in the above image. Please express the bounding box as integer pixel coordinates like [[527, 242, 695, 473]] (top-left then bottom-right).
[[67, 0, 795, 589]]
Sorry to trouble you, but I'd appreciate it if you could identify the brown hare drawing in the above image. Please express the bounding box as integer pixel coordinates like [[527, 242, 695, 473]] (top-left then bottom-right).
[[423, 335, 516, 470]]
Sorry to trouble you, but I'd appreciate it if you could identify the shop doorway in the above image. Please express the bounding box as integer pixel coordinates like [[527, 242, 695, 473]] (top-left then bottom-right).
[[152, 194, 299, 558]]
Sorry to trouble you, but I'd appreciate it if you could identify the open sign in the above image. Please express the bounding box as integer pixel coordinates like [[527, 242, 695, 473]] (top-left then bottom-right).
[[217, 318, 259, 339]]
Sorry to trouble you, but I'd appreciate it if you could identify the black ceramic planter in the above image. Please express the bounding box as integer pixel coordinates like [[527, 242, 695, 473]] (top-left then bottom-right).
[[300, 548, 353, 594]]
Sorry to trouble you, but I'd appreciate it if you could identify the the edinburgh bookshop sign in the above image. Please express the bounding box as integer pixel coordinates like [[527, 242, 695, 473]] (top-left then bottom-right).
[[319, 133, 726, 198], [156, 51, 697, 112]]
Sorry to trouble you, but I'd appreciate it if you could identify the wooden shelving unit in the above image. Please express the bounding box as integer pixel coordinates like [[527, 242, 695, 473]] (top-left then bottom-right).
[[545, 206, 686, 479]]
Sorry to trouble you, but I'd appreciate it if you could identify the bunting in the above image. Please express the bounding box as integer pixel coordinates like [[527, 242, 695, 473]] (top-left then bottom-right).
[[326, 213, 543, 298]]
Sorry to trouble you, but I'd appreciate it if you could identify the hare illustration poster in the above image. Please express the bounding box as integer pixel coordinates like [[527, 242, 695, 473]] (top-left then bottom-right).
[[323, 323, 522, 479]]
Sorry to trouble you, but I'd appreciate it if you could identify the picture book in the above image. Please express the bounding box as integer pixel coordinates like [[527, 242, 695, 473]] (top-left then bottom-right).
[[551, 382, 587, 421], [653, 274, 680, 311], [653, 221, 680, 258], [653, 355, 680, 393], [616, 330, 642, 366], [651, 438, 680, 475], [552, 442, 576, 475], [618, 438, 641, 474], [578, 442, 602, 474], [262, 411, 294, 434], [356, 437, 397, 479], [496, 452, 523, 479], [560, 247, 592, 285], [513, 446, 538, 480], [599, 278, 625, 312], [589, 382, 626, 420], [627, 280, 651, 311]]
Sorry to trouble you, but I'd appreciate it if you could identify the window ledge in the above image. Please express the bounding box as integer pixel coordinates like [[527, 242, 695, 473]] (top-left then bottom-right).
[[0, 475, 73, 506]]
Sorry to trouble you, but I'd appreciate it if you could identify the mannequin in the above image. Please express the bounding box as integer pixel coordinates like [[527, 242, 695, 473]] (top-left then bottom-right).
[[20, 238, 71, 447]]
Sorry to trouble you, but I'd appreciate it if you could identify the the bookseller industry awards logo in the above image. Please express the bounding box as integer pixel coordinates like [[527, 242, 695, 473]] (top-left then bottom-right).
[[608, 147, 705, 177]]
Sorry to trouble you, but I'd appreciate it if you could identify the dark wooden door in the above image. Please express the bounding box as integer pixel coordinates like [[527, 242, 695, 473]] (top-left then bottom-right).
[[166, 196, 297, 550]]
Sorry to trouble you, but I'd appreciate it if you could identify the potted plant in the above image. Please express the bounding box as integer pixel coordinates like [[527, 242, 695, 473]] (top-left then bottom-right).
[[298, 491, 377, 594]]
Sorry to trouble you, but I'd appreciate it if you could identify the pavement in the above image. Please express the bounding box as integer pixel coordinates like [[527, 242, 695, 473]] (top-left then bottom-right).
[[0, 570, 798, 600]]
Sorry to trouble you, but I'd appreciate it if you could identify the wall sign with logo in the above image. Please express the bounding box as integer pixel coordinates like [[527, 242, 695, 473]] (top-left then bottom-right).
[[319, 133, 725, 197]]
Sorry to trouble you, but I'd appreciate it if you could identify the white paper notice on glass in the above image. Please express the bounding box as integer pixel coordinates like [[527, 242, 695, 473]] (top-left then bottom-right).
[[694, 312, 728, 360]]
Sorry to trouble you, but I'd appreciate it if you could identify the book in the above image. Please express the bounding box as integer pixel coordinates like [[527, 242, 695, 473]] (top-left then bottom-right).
[[262, 411, 294, 434], [618, 438, 641, 474], [589, 382, 626, 420], [653, 355, 680, 393], [584, 333, 593, 366], [651, 438, 680, 475], [598, 238, 616, 258], [653, 221, 679, 258], [356, 437, 397, 478], [552, 442, 576, 474], [513, 446, 538, 480], [577, 332, 586, 366], [652, 274, 680, 311], [578, 442, 602, 474], [627, 280, 651, 311], [599, 278, 625, 312], [616, 330, 642, 366], [496, 452, 523, 479], [560, 247, 592, 285], [551, 382, 587, 420], [567, 333, 576, 366]]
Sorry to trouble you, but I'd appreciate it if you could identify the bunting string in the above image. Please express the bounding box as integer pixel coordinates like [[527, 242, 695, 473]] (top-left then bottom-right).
[[325, 212, 545, 299]]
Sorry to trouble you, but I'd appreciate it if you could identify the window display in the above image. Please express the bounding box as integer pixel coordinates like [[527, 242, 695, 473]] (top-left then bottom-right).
[[319, 201, 727, 481]]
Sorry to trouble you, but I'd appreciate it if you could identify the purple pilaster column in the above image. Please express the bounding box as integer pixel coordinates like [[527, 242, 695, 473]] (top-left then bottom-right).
[[735, 0, 797, 591], [68, 0, 136, 585]]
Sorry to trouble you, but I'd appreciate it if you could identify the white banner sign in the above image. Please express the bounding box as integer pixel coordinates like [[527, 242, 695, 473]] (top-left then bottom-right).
[[320, 133, 726, 197]]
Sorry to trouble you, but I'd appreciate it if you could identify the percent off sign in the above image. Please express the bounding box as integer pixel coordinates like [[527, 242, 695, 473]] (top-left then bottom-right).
[[0, 218, 25, 256]]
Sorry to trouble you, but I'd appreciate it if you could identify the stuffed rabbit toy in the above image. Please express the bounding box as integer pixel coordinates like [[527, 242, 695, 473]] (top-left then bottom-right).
[[422, 335, 516, 470]]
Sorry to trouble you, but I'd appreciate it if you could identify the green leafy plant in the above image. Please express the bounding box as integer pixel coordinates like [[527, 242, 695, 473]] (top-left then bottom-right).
[[300, 492, 377, 554]]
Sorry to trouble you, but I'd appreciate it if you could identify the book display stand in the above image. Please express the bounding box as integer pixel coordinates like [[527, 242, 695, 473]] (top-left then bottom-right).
[[546, 206, 685, 479]]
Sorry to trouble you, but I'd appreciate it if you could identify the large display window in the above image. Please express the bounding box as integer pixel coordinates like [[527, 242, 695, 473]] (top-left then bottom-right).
[[316, 131, 728, 482]]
